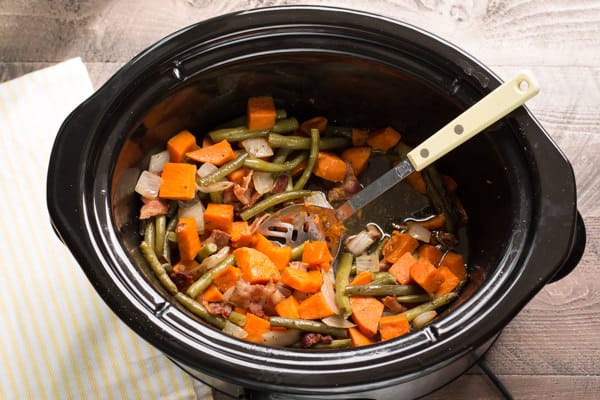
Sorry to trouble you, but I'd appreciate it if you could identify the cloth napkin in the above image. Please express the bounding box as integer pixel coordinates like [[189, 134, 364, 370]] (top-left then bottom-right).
[[0, 58, 213, 400]]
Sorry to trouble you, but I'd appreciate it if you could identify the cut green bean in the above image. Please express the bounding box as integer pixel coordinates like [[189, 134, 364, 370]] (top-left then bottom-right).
[[154, 215, 166, 256], [140, 241, 178, 295], [144, 220, 155, 252], [175, 293, 226, 329], [166, 231, 178, 243], [324, 125, 353, 138], [272, 117, 299, 133], [272, 147, 291, 164], [371, 272, 397, 285], [244, 152, 308, 173], [422, 166, 459, 233], [290, 243, 305, 261], [239, 189, 312, 221], [344, 284, 423, 297], [162, 216, 178, 264], [209, 127, 269, 143], [335, 253, 353, 317], [401, 292, 458, 322], [197, 152, 248, 186], [196, 242, 218, 261], [293, 128, 319, 190], [186, 254, 235, 298], [396, 294, 433, 303], [371, 235, 390, 261], [269, 317, 348, 338], [309, 339, 352, 349], [268, 133, 350, 150], [209, 191, 223, 204], [228, 311, 247, 327]]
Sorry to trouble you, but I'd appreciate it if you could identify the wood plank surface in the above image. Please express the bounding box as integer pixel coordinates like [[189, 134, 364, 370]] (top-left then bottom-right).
[[2, 1, 598, 399]]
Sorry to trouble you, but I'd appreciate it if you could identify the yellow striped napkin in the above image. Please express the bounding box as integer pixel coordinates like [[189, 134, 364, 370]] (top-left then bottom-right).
[[0, 58, 212, 400]]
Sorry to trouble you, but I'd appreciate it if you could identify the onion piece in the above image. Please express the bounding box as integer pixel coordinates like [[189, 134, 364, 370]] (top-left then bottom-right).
[[197, 181, 234, 193], [355, 253, 380, 274], [412, 310, 438, 329], [322, 315, 356, 328], [178, 200, 205, 234], [196, 162, 218, 178], [148, 150, 170, 173], [345, 231, 375, 256], [241, 137, 274, 158], [321, 268, 339, 315], [252, 171, 275, 194], [304, 191, 333, 209], [199, 246, 230, 270], [134, 170, 162, 199], [407, 222, 432, 243], [223, 320, 248, 339], [261, 329, 301, 347]]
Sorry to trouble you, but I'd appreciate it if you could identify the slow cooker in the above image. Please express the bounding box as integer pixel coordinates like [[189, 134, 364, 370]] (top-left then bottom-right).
[[47, 6, 586, 399]]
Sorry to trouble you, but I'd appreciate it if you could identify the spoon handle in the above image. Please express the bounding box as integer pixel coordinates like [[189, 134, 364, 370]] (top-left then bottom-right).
[[407, 70, 539, 171], [337, 70, 540, 221]]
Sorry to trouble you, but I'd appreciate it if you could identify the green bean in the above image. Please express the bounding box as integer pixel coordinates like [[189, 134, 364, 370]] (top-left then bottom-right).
[[162, 216, 178, 263], [175, 293, 226, 329], [154, 215, 166, 256], [239, 189, 312, 221], [401, 292, 458, 322], [272, 117, 299, 133], [166, 231, 178, 243], [244, 152, 308, 173], [344, 284, 423, 297], [293, 128, 319, 190], [371, 272, 397, 285], [272, 147, 291, 164], [228, 311, 247, 327], [196, 242, 218, 261], [291, 338, 352, 349], [396, 294, 434, 303], [335, 253, 353, 317], [290, 243, 305, 261], [309, 339, 352, 349], [208, 127, 269, 143], [186, 254, 235, 298], [268, 133, 350, 150], [422, 166, 459, 233], [269, 317, 348, 338], [197, 152, 248, 186], [140, 241, 178, 295], [209, 191, 223, 204], [371, 235, 390, 261], [143, 220, 155, 252], [275, 109, 288, 120], [324, 125, 353, 138]]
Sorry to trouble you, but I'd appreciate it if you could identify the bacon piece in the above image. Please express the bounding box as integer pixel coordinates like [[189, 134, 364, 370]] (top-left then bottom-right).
[[205, 229, 231, 249], [301, 333, 332, 348], [139, 198, 168, 219], [382, 296, 408, 313]]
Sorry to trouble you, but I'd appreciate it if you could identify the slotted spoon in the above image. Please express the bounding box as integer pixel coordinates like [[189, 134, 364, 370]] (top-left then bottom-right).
[[258, 71, 540, 256]]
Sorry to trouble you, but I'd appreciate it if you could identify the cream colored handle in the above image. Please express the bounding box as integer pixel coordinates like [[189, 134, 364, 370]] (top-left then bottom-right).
[[407, 70, 540, 171]]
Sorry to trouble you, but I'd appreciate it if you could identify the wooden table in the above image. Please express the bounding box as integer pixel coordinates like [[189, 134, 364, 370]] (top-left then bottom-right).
[[2, 1, 597, 398]]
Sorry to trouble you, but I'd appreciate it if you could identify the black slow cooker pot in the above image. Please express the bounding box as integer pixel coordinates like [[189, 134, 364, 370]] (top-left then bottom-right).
[[47, 6, 586, 400]]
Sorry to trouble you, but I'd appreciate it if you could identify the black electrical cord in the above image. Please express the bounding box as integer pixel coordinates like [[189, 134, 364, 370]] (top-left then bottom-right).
[[478, 357, 514, 400]]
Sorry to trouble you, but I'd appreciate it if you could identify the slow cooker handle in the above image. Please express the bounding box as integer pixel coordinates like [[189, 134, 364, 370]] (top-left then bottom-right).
[[547, 211, 586, 283]]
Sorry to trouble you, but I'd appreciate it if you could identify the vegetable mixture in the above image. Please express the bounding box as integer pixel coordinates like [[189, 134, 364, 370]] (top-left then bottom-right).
[[135, 96, 468, 349]]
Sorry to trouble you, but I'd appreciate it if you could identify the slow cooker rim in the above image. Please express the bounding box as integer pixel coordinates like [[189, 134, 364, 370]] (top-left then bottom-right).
[[47, 5, 580, 392]]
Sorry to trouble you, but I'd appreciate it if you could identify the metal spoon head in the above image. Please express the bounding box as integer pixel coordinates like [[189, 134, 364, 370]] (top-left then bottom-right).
[[257, 204, 343, 258]]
